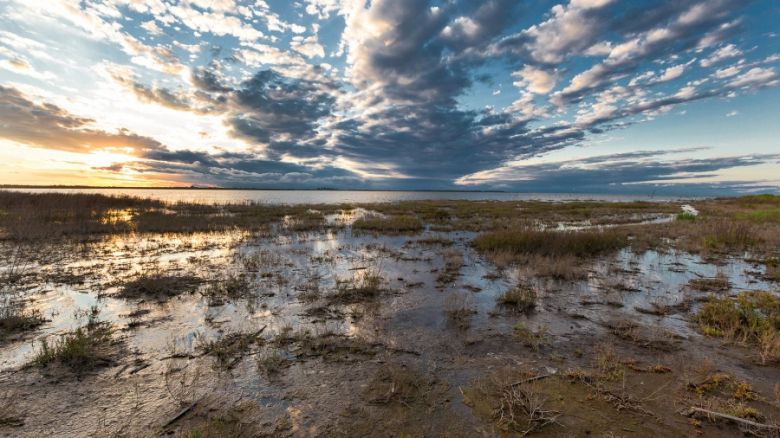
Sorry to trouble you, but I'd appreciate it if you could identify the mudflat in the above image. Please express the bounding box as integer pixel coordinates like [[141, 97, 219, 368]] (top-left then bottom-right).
[[1, 191, 779, 437]]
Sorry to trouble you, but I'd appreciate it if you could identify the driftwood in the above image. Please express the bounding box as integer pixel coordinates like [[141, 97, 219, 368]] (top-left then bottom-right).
[[685, 407, 780, 431], [163, 401, 198, 428]]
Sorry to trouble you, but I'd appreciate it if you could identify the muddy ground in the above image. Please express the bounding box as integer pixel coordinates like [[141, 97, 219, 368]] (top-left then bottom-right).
[[1, 195, 779, 437]]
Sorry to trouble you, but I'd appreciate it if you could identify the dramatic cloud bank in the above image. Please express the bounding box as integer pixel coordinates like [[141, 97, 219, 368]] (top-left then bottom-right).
[[0, 0, 778, 193]]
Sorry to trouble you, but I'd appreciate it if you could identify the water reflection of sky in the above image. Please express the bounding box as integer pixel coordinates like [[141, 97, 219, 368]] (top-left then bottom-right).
[[1, 222, 776, 370]]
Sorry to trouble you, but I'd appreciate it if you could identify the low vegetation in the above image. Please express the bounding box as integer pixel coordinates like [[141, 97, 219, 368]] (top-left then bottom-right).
[[462, 369, 560, 435], [0, 294, 46, 339], [202, 274, 252, 305], [30, 310, 117, 372], [331, 269, 385, 304], [696, 291, 780, 364], [352, 214, 423, 234], [197, 329, 265, 369], [497, 283, 537, 312], [473, 229, 627, 260], [444, 292, 475, 330], [118, 274, 203, 301], [688, 272, 730, 292]]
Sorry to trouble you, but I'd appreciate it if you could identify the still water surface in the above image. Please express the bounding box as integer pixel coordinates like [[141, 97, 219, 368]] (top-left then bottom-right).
[[5, 188, 689, 204]]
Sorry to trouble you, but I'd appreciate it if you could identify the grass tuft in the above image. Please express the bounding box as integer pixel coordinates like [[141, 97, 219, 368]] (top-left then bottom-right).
[[31, 311, 116, 372], [497, 283, 537, 313]]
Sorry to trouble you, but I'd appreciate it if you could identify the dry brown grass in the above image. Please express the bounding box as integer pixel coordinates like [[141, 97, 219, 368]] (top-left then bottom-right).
[[0, 191, 348, 240], [462, 368, 560, 435]]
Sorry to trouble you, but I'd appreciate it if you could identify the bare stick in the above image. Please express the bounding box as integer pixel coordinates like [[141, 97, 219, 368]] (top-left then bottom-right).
[[686, 407, 780, 431]]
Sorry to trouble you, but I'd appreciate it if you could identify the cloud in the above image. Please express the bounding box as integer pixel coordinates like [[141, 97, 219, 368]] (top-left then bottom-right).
[[553, 0, 746, 105], [657, 64, 686, 82], [513, 65, 558, 94], [1, 0, 777, 194], [700, 43, 742, 67], [290, 35, 325, 58], [729, 67, 779, 88], [0, 85, 165, 155], [456, 149, 780, 194]]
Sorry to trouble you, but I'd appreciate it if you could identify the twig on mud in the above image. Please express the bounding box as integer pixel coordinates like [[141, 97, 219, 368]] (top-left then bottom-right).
[[113, 363, 130, 378], [684, 407, 780, 434], [511, 374, 553, 386], [163, 400, 199, 428], [129, 363, 150, 374]]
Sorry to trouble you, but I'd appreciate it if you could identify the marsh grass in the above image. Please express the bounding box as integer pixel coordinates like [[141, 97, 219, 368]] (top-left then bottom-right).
[[257, 347, 287, 376], [1, 286, 46, 338], [513, 322, 547, 351], [412, 236, 454, 246], [0, 300, 45, 337], [436, 248, 464, 285], [331, 269, 385, 304], [688, 271, 730, 292], [118, 274, 203, 301], [285, 210, 325, 232], [765, 257, 780, 282], [497, 283, 537, 313], [183, 411, 247, 438], [31, 311, 117, 372], [473, 229, 627, 260], [197, 330, 264, 369], [464, 369, 560, 435], [0, 191, 348, 240], [352, 214, 423, 234], [700, 220, 758, 251], [696, 291, 780, 364], [364, 363, 425, 406], [445, 292, 476, 330], [203, 274, 252, 305], [676, 212, 698, 221]]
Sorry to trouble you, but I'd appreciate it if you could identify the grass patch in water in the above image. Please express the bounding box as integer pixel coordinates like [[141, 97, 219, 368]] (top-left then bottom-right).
[[473, 229, 627, 259], [352, 214, 423, 234], [118, 274, 202, 301], [31, 311, 117, 372], [497, 283, 537, 313], [676, 212, 697, 221]]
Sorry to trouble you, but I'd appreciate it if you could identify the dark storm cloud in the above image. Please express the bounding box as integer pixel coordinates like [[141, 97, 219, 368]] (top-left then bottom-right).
[[229, 70, 337, 145]]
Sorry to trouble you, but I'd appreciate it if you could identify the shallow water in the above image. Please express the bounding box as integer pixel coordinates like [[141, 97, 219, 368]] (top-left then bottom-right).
[[1, 220, 775, 370], [2, 212, 780, 436], [3, 188, 692, 204]]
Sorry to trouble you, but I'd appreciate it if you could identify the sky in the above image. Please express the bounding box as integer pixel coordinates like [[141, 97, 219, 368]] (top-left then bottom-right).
[[0, 0, 779, 195]]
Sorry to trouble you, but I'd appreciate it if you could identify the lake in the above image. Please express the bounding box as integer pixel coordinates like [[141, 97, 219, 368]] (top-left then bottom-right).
[[2, 188, 689, 204]]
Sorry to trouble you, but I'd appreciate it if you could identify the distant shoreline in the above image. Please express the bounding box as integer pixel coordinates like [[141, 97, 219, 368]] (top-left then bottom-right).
[[0, 185, 510, 193]]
